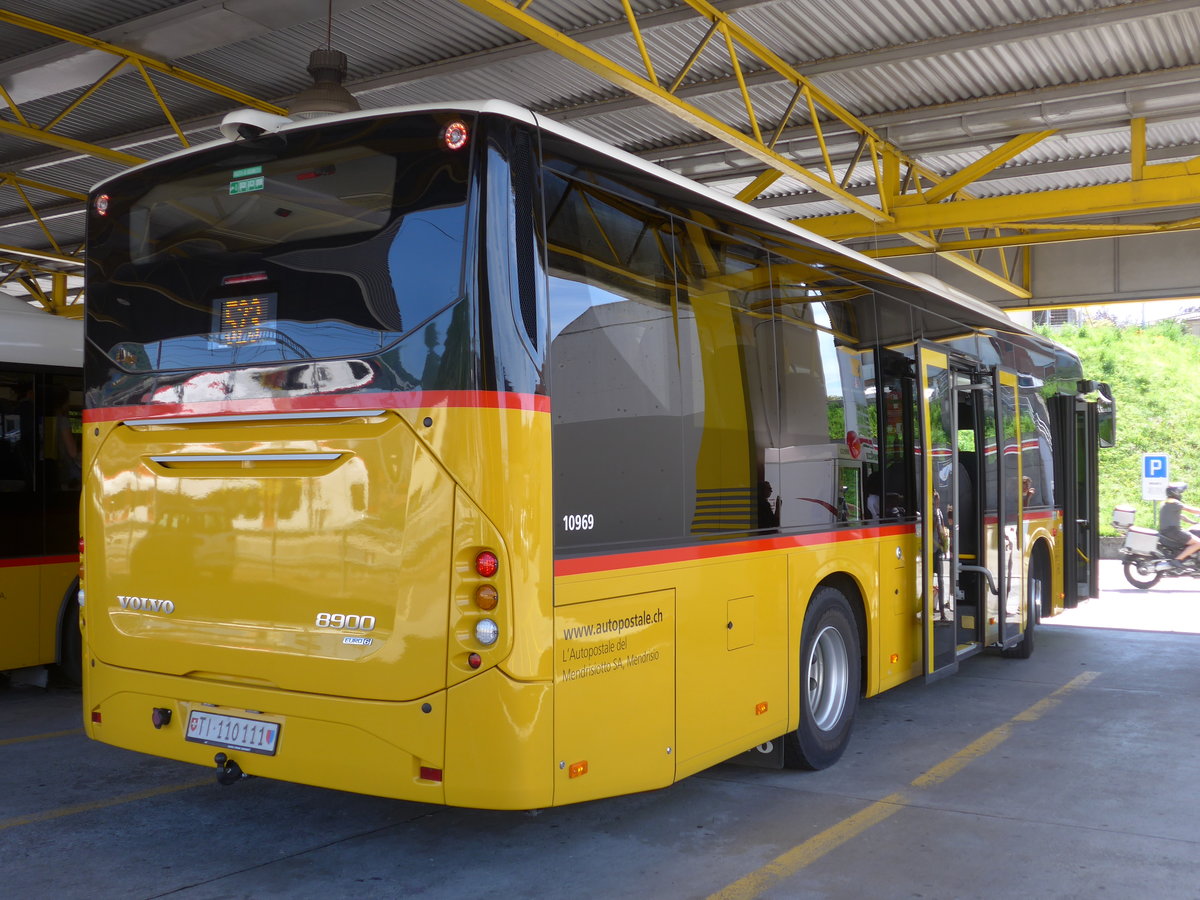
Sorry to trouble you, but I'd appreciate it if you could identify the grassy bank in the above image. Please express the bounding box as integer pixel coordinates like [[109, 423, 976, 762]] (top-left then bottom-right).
[[1042, 320, 1200, 535]]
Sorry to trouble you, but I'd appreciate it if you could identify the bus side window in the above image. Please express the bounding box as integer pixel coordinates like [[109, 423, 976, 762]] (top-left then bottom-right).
[[546, 174, 686, 551], [676, 224, 778, 537], [767, 283, 878, 528], [42, 374, 84, 555], [0, 370, 39, 558]]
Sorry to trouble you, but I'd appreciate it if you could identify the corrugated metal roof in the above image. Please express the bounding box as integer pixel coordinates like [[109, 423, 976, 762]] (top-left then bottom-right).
[[6, 0, 1200, 306]]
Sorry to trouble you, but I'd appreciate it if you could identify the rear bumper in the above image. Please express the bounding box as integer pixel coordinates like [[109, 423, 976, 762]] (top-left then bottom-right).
[[83, 656, 448, 803], [83, 657, 556, 808]]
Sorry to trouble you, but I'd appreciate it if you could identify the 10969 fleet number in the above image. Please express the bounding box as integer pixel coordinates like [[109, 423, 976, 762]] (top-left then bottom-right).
[[562, 514, 594, 532]]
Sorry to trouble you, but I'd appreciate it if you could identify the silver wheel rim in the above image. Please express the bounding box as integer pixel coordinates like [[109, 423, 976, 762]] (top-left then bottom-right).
[[807, 624, 849, 732], [1029, 567, 1043, 619]]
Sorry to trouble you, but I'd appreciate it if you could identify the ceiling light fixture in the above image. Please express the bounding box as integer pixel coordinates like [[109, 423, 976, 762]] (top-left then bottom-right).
[[288, 1, 360, 119]]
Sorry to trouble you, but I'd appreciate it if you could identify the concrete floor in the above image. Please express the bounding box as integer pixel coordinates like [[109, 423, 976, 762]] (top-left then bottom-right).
[[2, 560, 1198, 900]]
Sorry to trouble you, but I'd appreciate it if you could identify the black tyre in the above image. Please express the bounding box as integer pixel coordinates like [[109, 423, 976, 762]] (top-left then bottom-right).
[[55, 580, 82, 687], [1123, 558, 1161, 590], [784, 586, 861, 770]]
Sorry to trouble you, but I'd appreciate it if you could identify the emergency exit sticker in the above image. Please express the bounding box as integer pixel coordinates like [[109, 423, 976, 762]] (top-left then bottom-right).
[[229, 175, 265, 195]]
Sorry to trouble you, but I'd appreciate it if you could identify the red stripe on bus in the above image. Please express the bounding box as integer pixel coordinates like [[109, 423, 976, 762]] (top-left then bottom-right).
[[555, 523, 917, 577], [0, 555, 79, 569], [1024, 509, 1061, 522], [83, 390, 550, 422]]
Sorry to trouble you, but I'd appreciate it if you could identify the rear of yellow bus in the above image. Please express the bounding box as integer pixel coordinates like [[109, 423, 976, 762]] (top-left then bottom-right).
[[81, 108, 555, 808]]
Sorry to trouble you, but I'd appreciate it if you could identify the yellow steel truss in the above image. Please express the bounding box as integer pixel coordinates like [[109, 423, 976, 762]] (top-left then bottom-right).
[[0, 172, 85, 314], [452, 3, 1200, 298], [455, 0, 921, 222], [0, 11, 283, 300], [0, 173, 86, 257], [0, 10, 285, 165], [452, 0, 1041, 296], [0, 259, 83, 316]]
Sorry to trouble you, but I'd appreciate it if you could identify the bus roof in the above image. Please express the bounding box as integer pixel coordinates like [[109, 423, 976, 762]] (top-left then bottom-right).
[[91, 99, 1040, 347], [0, 296, 83, 369]]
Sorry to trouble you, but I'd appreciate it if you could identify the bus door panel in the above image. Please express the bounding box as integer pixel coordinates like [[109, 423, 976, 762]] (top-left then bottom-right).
[[1075, 400, 1100, 603], [917, 348, 958, 680], [994, 369, 1025, 648], [943, 365, 1024, 652], [1050, 390, 1103, 606], [952, 367, 1024, 654], [953, 371, 987, 645]]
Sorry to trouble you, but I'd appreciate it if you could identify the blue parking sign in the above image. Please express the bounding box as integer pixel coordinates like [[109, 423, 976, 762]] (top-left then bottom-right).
[[1143, 453, 1169, 500]]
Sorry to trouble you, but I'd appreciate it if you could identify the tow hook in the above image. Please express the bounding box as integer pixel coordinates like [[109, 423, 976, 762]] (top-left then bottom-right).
[[214, 752, 247, 785]]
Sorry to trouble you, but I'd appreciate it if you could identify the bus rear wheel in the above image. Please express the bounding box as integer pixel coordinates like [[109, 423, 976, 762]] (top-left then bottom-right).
[[784, 586, 861, 770], [56, 580, 82, 687], [1003, 548, 1046, 660]]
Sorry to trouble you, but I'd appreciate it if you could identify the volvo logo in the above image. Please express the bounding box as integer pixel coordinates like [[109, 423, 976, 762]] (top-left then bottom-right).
[[117, 595, 176, 614]]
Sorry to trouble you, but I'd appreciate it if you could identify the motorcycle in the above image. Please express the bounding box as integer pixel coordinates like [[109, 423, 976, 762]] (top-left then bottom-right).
[[1112, 504, 1200, 589]]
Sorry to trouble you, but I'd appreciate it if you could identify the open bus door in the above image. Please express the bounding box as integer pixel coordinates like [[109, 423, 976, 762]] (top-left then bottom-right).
[[1052, 382, 1113, 606], [919, 347, 1028, 680]]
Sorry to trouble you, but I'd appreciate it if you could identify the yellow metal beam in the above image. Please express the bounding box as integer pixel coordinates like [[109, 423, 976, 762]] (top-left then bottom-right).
[[921, 130, 1056, 204], [1131, 117, 1146, 181], [0, 243, 80, 266], [0, 173, 87, 203], [734, 169, 784, 202], [865, 217, 1200, 257], [807, 166, 1200, 241], [0, 119, 144, 166], [937, 249, 1031, 299]]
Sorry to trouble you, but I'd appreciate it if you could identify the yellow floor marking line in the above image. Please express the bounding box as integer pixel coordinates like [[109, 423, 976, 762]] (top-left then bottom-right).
[[0, 778, 212, 832], [709, 671, 1100, 900], [0, 727, 83, 747]]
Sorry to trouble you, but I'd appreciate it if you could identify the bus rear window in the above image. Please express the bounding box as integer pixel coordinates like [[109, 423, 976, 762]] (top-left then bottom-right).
[[87, 114, 473, 375], [129, 148, 396, 265]]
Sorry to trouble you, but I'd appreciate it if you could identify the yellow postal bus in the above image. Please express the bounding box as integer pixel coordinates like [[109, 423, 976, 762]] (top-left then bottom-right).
[[81, 101, 1111, 807], [0, 299, 83, 684]]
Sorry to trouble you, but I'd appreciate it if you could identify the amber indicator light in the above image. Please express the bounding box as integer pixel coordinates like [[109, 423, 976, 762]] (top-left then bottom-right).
[[475, 584, 498, 611], [568, 761, 588, 778]]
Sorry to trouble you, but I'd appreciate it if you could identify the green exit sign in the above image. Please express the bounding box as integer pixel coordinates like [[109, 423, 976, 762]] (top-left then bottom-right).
[[229, 176, 265, 195]]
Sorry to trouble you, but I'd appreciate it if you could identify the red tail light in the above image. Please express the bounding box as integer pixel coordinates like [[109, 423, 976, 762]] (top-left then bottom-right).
[[475, 551, 498, 578], [441, 120, 469, 150]]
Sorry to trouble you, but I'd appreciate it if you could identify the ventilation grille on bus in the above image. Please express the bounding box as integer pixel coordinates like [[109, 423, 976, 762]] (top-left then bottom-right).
[[691, 486, 757, 534]]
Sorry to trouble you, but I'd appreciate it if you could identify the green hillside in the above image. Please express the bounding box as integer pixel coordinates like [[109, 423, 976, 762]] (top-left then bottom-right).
[[1041, 320, 1200, 534]]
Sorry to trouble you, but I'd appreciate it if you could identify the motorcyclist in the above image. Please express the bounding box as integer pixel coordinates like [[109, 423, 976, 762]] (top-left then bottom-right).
[[1158, 482, 1200, 567]]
